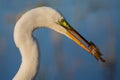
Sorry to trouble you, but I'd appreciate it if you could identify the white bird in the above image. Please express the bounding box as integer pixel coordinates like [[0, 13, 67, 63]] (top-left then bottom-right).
[[13, 6, 105, 80]]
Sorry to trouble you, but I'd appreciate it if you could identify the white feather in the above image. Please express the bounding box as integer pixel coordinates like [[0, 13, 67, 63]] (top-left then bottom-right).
[[13, 7, 67, 80]]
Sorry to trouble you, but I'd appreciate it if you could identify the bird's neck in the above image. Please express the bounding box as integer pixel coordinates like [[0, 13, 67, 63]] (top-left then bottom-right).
[[13, 35, 39, 80]]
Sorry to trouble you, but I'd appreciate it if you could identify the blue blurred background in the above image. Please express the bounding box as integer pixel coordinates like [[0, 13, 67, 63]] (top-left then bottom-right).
[[0, 0, 120, 80]]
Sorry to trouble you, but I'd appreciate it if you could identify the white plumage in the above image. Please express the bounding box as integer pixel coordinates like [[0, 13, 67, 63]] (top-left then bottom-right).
[[13, 6, 105, 80], [14, 7, 68, 80]]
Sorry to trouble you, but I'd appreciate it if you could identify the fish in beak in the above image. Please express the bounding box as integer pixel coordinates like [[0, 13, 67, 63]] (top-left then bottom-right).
[[58, 18, 106, 62]]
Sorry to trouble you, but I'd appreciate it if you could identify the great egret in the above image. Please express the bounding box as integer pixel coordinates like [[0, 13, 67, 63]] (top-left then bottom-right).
[[13, 6, 105, 80]]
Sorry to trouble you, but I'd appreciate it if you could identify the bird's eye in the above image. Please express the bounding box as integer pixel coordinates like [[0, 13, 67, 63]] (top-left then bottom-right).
[[57, 18, 72, 30]]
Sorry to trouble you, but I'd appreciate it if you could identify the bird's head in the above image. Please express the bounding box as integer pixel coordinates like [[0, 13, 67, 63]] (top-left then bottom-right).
[[52, 16, 105, 62]]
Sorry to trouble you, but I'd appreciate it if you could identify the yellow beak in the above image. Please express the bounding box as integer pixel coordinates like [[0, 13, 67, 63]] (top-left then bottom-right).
[[66, 28, 105, 62], [66, 30, 90, 53]]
